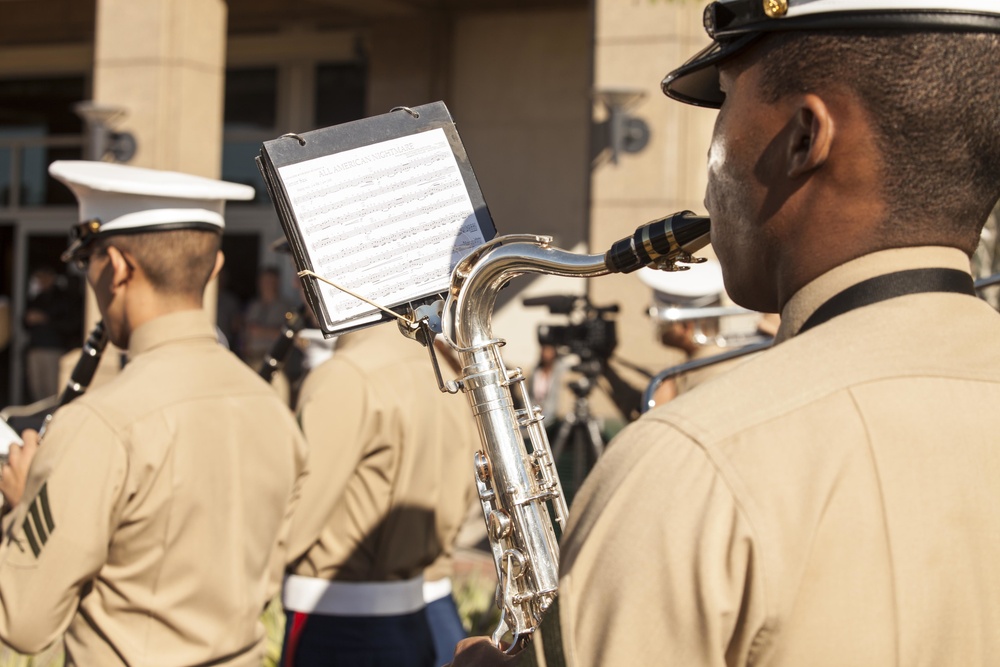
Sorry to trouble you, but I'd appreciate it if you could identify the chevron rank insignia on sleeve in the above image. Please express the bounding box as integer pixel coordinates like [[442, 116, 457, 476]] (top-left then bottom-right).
[[21, 482, 56, 559]]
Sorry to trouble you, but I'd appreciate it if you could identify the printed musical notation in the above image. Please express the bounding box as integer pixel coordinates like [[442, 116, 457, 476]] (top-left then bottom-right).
[[277, 128, 486, 328]]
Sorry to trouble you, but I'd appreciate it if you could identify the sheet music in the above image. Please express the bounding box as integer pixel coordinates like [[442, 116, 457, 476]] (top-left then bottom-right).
[[277, 128, 486, 328]]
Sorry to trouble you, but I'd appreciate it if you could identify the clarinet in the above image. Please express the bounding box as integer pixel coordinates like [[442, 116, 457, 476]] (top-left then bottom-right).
[[4, 320, 110, 433], [258, 305, 308, 383]]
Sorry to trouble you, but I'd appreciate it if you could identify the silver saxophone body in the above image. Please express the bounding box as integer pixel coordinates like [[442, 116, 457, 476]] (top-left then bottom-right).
[[439, 211, 711, 649]]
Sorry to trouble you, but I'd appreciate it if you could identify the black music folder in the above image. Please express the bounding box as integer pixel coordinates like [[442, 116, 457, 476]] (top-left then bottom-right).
[[256, 101, 496, 337]]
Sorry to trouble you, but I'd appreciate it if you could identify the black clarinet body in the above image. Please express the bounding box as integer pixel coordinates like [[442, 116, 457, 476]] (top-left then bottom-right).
[[3, 321, 109, 433], [258, 305, 308, 384]]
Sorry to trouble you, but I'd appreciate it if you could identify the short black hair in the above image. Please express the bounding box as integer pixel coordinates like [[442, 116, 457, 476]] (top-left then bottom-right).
[[99, 229, 220, 298], [755, 30, 1000, 253]]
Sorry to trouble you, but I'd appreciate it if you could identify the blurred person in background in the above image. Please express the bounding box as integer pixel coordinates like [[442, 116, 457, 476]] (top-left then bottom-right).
[[640, 260, 778, 407], [23, 266, 80, 402], [243, 266, 295, 369], [281, 321, 479, 667]]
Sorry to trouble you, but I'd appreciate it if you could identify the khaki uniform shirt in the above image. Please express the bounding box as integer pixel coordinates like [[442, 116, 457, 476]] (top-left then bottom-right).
[[559, 247, 1000, 666], [0, 310, 308, 666], [676, 342, 741, 395], [652, 343, 744, 407], [289, 323, 477, 582]]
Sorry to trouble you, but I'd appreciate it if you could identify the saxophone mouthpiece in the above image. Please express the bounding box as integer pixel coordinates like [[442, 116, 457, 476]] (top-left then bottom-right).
[[604, 210, 711, 274]]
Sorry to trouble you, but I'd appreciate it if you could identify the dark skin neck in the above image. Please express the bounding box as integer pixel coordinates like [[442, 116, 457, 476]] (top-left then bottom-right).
[[713, 52, 964, 314], [769, 89, 887, 308]]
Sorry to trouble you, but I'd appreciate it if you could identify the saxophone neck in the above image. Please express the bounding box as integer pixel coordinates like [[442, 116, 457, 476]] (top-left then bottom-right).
[[445, 236, 610, 349], [444, 212, 711, 349]]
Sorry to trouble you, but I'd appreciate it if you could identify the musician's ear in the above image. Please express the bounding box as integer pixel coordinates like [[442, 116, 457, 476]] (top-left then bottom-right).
[[787, 93, 833, 179], [106, 246, 134, 291], [209, 250, 225, 282]]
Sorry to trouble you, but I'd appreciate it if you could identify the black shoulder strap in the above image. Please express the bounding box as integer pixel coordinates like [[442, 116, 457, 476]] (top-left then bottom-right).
[[540, 597, 567, 667], [798, 268, 975, 335], [515, 598, 567, 667]]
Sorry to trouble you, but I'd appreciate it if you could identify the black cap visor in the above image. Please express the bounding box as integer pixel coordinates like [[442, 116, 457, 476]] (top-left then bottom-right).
[[661, 33, 762, 109]]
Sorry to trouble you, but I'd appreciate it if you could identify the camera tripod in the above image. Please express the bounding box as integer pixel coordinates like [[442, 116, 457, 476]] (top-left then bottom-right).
[[549, 361, 606, 497]]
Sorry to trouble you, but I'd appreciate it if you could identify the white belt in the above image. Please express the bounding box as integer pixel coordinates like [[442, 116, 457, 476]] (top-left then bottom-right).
[[422, 577, 453, 604], [282, 573, 426, 617]]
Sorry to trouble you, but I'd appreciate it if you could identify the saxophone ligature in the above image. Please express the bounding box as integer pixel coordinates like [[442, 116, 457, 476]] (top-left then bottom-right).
[[431, 210, 710, 650]]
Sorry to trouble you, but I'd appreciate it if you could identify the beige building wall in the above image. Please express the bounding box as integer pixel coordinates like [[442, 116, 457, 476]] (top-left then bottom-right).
[[80, 0, 230, 379], [589, 0, 717, 392], [93, 0, 227, 177], [450, 9, 593, 371], [368, 18, 449, 113], [451, 9, 591, 244]]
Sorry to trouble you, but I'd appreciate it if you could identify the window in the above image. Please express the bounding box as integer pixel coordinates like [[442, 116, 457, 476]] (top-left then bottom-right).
[[314, 61, 366, 128], [0, 76, 85, 207], [222, 68, 278, 203]]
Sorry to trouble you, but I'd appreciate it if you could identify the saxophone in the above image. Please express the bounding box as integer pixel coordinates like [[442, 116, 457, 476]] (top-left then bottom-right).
[[440, 210, 710, 650]]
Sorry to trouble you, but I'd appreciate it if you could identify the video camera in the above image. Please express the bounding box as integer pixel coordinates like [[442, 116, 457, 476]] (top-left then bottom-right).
[[524, 294, 619, 363]]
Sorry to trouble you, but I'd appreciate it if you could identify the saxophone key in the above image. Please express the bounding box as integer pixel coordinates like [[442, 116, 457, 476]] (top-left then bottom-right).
[[488, 510, 513, 540], [474, 450, 491, 482]]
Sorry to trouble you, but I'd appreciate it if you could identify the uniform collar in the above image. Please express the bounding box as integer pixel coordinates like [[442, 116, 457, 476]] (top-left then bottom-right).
[[775, 246, 972, 343], [128, 309, 218, 357]]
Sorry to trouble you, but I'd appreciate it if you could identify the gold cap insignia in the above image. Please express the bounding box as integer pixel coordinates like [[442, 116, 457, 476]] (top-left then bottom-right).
[[763, 0, 789, 18]]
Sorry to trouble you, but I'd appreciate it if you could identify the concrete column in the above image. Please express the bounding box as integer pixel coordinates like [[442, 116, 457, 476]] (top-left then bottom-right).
[[84, 0, 228, 332], [93, 0, 227, 176], [71, 0, 228, 386], [448, 10, 592, 371], [588, 0, 716, 383]]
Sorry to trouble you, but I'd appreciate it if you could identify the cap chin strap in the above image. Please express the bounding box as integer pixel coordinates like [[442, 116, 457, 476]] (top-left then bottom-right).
[[95, 220, 223, 237], [62, 219, 223, 264], [715, 9, 1000, 40]]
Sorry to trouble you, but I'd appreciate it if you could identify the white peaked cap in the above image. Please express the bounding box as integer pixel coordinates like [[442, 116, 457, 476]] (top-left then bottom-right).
[[50, 161, 255, 262], [779, 1, 1000, 19], [50, 161, 254, 233], [637, 259, 725, 302]]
